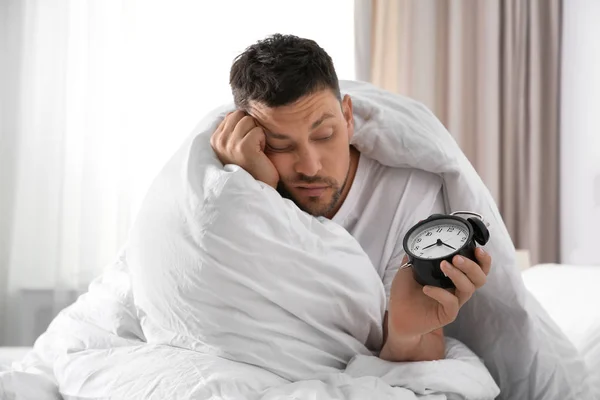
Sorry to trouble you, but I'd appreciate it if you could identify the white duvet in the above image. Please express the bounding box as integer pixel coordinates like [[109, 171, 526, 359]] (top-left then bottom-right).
[[1, 81, 594, 400]]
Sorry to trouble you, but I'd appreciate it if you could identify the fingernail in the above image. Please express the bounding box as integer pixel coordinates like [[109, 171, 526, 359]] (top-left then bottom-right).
[[454, 256, 464, 265], [478, 248, 486, 256]]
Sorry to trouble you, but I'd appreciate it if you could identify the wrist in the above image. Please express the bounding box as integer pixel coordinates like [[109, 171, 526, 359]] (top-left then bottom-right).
[[379, 334, 422, 361], [380, 330, 445, 362]]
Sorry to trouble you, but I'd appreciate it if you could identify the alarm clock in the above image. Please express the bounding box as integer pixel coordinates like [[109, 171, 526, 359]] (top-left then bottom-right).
[[401, 211, 490, 289]]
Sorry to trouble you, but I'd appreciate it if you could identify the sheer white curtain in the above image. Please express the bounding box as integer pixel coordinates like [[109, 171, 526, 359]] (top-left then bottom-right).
[[0, 0, 355, 346], [560, 0, 600, 265]]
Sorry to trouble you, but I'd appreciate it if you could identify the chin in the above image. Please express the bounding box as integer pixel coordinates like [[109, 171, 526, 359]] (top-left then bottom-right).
[[302, 205, 329, 217], [300, 199, 335, 217], [277, 184, 336, 216]]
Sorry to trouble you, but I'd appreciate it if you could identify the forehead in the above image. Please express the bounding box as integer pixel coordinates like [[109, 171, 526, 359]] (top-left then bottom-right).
[[249, 90, 340, 130]]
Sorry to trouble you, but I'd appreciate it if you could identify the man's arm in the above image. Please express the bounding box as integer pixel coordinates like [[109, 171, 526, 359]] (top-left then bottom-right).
[[380, 250, 492, 363], [379, 312, 445, 362], [379, 188, 447, 362]]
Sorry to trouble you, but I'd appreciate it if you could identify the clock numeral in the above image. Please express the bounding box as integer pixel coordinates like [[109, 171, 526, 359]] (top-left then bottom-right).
[[457, 230, 461, 235], [426, 232, 433, 237], [447, 227, 454, 232], [417, 238, 422, 243], [415, 246, 420, 250], [461, 236, 466, 242], [436, 228, 443, 233], [419, 252, 424, 256]]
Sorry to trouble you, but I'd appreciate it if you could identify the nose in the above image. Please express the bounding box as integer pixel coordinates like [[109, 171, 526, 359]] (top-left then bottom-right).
[[294, 146, 322, 177]]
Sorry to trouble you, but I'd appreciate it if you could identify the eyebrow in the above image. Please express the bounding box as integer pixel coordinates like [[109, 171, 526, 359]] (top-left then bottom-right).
[[310, 112, 335, 130], [264, 131, 291, 140], [263, 112, 335, 140]]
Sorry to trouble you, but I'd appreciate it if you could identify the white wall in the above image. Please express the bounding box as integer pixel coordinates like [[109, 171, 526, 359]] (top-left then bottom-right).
[[124, 0, 356, 217], [561, 0, 600, 265]]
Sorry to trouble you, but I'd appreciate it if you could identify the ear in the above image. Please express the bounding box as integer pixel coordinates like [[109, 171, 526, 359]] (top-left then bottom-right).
[[342, 94, 354, 138]]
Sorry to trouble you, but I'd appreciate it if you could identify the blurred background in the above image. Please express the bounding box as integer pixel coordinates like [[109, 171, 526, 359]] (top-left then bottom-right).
[[0, 0, 598, 346]]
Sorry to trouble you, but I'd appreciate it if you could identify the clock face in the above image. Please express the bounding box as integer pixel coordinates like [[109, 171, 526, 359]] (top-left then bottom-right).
[[407, 218, 470, 259]]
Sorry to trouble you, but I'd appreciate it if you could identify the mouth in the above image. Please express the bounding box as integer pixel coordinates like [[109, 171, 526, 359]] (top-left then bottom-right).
[[295, 185, 330, 197]]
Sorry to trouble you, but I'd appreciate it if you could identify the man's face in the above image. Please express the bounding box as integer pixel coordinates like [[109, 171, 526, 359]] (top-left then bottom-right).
[[249, 90, 354, 217]]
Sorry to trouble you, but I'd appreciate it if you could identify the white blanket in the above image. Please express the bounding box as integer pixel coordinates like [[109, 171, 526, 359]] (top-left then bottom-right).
[[1, 81, 593, 400]]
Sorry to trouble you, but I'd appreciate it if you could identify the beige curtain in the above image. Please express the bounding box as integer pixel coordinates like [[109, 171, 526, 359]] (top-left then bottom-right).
[[367, 0, 561, 264]]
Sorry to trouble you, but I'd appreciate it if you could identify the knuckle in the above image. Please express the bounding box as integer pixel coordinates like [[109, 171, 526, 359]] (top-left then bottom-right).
[[450, 313, 458, 323], [464, 278, 476, 292], [478, 274, 487, 287], [244, 126, 257, 137], [249, 126, 265, 138], [239, 115, 254, 128], [479, 249, 491, 262], [233, 142, 245, 156], [448, 311, 457, 323], [211, 136, 224, 153], [443, 305, 458, 323], [219, 137, 229, 151], [457, 279, 475, 295]]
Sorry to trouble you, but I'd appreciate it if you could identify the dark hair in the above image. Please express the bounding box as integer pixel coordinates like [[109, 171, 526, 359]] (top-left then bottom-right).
[[229, 34, 341, 110]]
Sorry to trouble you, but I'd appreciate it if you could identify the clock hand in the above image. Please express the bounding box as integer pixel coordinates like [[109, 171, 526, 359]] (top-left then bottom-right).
[[440, 241, 456, 250], [421, 241, 439, 250], [421, 238, 443, 250]]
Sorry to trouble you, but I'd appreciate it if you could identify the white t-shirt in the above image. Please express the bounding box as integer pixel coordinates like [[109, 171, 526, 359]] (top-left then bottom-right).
[[332, 153, 445, 303]]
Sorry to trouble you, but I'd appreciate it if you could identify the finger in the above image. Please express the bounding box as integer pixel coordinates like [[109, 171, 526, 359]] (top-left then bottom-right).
[[216, 115, 228, 131], [474, 247, 492, 276], [231, 115, 258, 143], [422, 285, 459, 325], [451, 255, 487, 288], [215, 111, 245, 150], [212, 116, 228, 140], [222, 110, 246, 137], [211, 115, 228, 149], [441, 261, 475, 306], [241, 126, 267, 152]]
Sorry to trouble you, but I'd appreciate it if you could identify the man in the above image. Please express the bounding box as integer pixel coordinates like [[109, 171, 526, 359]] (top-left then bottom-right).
[[210, 34, 492, 362]]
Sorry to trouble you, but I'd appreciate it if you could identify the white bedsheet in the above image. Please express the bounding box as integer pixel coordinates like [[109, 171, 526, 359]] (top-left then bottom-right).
[[581, 323, 600, 398], [522, 263, 600, 347], [1, 81, 594, 399], [523, 263, 600, 397], [0, 348, 31, 370], [1, 339, 498, 399]]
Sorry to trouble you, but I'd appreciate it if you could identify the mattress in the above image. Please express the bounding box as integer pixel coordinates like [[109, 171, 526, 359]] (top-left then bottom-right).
[[522, 263, 600, 396], [0, 347, 31, 370], [522, 263, 600, 347]]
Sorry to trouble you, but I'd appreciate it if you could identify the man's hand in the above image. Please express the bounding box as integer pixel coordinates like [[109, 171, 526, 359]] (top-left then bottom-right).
[[381, 248, 492, 361], [210, 110, 279, 188]]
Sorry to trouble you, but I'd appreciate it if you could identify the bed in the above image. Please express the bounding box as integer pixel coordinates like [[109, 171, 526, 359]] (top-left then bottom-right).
[[521, 263, 600, 395], [0, 348, 30, 371], [1, 263, 598, 396]]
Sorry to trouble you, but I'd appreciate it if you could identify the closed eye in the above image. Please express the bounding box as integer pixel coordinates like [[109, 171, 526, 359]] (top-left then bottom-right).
[[313, 131, 334, 142], [266, 143, 293, 152]]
